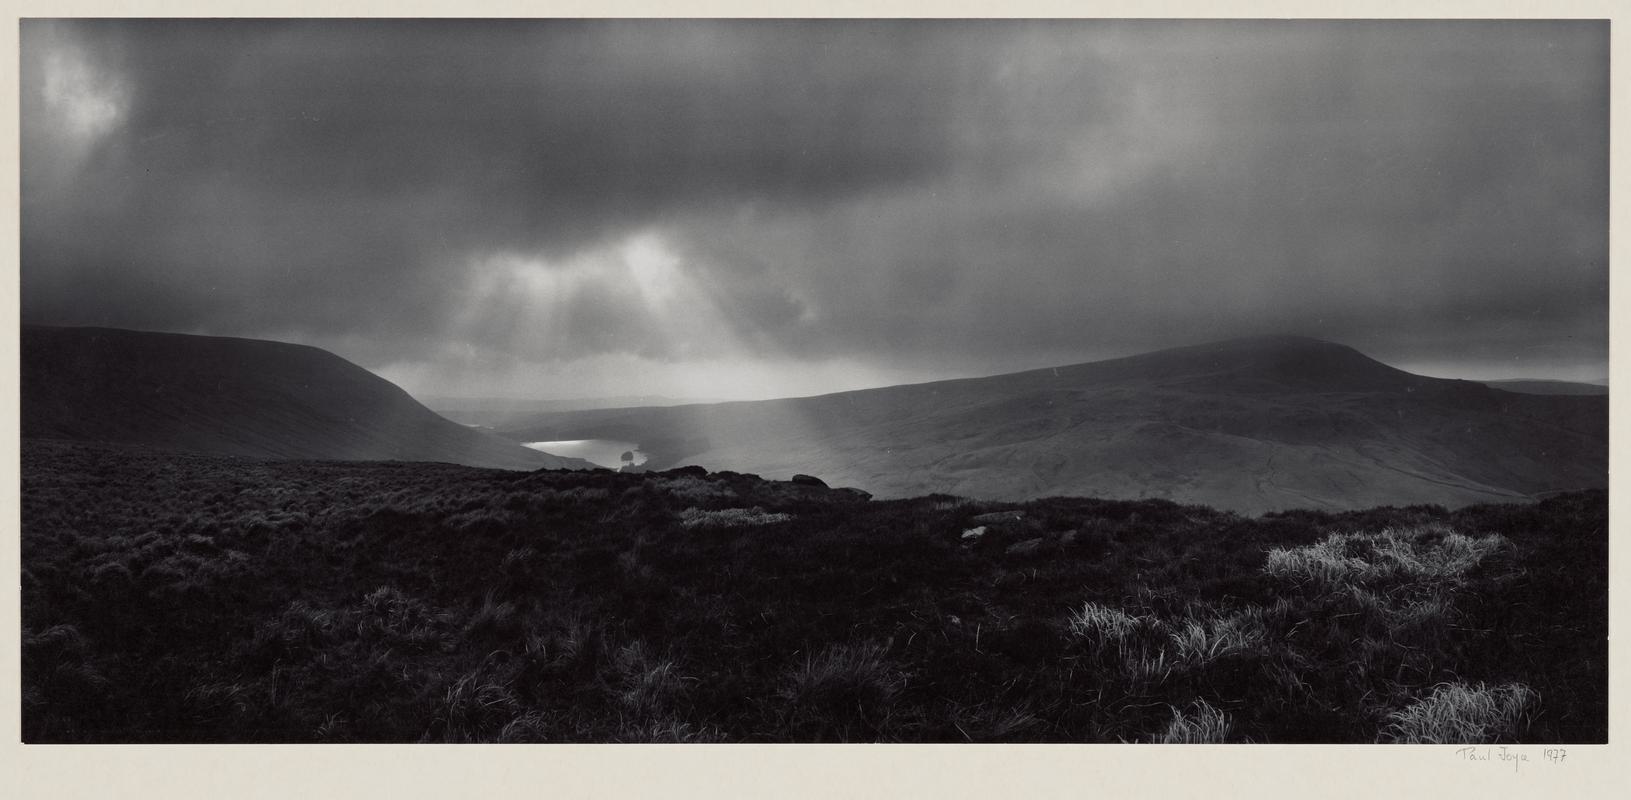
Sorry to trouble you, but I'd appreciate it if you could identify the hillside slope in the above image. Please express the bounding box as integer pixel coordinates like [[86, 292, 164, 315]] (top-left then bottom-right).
[[501, 336, 1607, 513], [1481, 379, 1609, 396], [21, 326, 586, 470]]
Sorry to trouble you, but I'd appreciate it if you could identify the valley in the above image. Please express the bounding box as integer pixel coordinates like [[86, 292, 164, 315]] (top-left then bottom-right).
[[499, 336, 1607, 514]]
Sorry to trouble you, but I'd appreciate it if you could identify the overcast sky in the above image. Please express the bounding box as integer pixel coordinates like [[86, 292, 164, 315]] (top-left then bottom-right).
[[20, 19, 1609, 400]]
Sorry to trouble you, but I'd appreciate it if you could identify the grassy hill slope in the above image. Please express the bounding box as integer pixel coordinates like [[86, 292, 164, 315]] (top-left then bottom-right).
[[21, 325, 586, 471], [502, 336, 1606, 513]]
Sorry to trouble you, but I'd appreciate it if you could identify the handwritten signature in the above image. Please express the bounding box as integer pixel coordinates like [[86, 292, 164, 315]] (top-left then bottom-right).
[[1455, 746, 1568, 772]]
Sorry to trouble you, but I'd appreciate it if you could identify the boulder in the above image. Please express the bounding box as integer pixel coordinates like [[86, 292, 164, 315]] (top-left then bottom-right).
[[833, 487, 873, 502], [1005, 537, 1045, 556], [790, 473, 828, 488], [664, 465, 709, 478], [961, 526, 987, 541]]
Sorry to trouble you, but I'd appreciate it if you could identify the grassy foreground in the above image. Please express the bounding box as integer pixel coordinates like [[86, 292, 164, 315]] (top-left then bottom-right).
[[20, 439, 1606, 743]]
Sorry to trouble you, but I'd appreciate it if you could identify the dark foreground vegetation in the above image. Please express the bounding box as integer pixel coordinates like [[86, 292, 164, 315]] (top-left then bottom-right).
[[21, 439, 1606, 743]]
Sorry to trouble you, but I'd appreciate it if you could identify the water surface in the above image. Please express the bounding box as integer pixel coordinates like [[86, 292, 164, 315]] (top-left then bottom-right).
[[524, 439, 648, 469]]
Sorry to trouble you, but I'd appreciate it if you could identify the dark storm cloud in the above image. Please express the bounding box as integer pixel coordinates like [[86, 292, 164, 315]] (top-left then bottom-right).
[[666, 21, 1608, 368], [23, 20, 1049, 361], [20, 19, 1608, 388]]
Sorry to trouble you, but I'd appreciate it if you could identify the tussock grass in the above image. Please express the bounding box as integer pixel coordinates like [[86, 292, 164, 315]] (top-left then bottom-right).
[[782, 642, 903, 707], [1382, 682, 1538, 744], [1264, 526, 1501, 664], [1121, 646, 1179, 685], [21, 625, 110, 708], [650, 476, 736, 504], [495, 711, 553, 743], [359, 586, 453, 651], [946, 703, 1041, 741], [26, 624, 90, 654], [619, 719, 727, 743], [1155, 699, 1234, 743], [1066, 602, 1143, 644], [614, 642, 690, 716], [461, 592, 521, 643], [678, 506, 794, 529], [1263, 526, 1507, 587], [1167, 608, 1267, 666], [779, 641, 905, 740], [185, 681, 251, 724], [430, 660, 524, 743]]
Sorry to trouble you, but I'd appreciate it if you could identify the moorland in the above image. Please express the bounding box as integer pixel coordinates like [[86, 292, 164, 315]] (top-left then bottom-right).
[[21, 438, 1606, 743]]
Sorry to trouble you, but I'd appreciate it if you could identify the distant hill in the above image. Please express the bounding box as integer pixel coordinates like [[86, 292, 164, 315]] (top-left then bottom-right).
[[423, 394, 731, 428], [500, 336, 1607, 514], [1482, 379, 1609, 396], [21, 326, 588, 471]]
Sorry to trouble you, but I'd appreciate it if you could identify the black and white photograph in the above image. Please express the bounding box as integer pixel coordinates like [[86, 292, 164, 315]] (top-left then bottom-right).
[[12, 13, 1612, 755]]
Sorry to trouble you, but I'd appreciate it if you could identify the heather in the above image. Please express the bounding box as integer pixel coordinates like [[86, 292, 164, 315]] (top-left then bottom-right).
[[21, 439, 1605, 743]]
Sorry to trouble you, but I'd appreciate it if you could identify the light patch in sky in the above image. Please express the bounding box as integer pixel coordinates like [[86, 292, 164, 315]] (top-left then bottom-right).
[[625, 233, 685, 306], [41, 42, 126, 145], [439, 231, 770, 367]]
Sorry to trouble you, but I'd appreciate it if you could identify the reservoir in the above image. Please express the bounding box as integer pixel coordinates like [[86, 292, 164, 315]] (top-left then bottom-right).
[[523, 439, 648, 469]]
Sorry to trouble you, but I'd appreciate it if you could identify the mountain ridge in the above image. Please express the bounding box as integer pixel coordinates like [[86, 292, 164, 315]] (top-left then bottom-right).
[[20, 325, 588, 471]]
